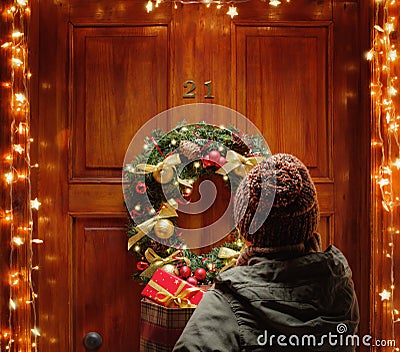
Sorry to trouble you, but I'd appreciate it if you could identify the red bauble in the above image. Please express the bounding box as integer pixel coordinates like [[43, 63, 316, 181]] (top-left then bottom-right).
[[217, 156, 226, 166], [186, 276, 198, 286], [179, 265, 192, 279], [194, 267, 207, 281], [202, 155, 213, 168], [208, 150, 221, 162], [136, 261, 149, 271]]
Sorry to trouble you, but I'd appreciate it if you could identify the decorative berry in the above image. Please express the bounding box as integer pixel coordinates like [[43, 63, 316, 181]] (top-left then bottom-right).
[[186, 276, 198, 286], [179, 265, 192, 278], [194, 267, 207, 281], [135, 182, 147, 194], [208, 150, 221, 162], [183, 187, 193, 201], [136, 261, 149, 271]]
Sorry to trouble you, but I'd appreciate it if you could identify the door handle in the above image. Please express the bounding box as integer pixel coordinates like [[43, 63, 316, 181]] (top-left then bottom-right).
[[83, 331, 103, 350]]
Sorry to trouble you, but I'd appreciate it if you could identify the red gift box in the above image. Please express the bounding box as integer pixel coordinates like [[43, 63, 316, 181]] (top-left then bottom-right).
[[141, 268, 204, 308]]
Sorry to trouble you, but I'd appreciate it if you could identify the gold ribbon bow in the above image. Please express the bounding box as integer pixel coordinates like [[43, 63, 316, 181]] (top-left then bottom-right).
[[139, 248, 181, 278], [135, 153, 192, 188], [128, 203, 178, 250], [148, 279, 200, 308], [218, 247, 241, 273], [216, 150, 265, 177]]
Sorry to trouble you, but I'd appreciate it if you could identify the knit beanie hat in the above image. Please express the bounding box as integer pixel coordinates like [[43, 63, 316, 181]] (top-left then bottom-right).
[[234, 153, 319, 248]]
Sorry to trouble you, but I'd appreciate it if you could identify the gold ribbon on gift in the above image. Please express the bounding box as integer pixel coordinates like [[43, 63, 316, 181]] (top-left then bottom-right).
[[218, 247, 241, 273], [148, 279, 200, 308], [140, 247, 191, 278], [135, 153, 192, 188], [140, 248, 181, 278], [128, 203, 178, 250], [216, 150, 265, 177]]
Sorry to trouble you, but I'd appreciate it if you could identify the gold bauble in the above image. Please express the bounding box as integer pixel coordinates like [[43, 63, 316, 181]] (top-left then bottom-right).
[[154, 219, 175, 239], [153, 167, 174, 184], [162, 264, 176, 274]]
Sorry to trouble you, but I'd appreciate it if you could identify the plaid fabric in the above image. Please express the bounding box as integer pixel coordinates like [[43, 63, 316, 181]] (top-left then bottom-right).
[[140, 298, 195, 352], [140, 339, 172, 352]]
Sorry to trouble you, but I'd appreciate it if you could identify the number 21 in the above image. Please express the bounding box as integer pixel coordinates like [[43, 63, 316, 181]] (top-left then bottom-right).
[[183, 80, 215, 99]]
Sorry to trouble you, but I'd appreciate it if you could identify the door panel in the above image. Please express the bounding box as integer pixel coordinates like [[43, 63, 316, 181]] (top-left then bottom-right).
[[36, 1, 369, 351], [73, 217, 140, 351], [236, 25, 331, 179], [71, 25, 168, 180], [236, 24, 333, 248]]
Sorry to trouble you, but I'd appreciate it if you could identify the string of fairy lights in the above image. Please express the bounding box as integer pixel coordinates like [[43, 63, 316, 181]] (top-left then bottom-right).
[[144, 0, 290, 18], [367, 0, 400, 346], [0, 0, 399, 350], [1, 0, 41, 351]]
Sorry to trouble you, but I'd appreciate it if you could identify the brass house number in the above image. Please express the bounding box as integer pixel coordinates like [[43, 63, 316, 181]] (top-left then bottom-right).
[[183, 80, 215, 99]]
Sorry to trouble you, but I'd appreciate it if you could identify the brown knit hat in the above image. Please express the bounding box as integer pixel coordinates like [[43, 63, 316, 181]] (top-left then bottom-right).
[[234, 153, 319, 248]]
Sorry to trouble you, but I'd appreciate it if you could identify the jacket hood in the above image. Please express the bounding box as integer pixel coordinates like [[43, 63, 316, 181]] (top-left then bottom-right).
[[214, 246, 359, 351]]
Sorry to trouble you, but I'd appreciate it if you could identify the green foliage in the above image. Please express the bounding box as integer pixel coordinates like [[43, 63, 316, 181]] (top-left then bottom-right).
[[123, 121, 271, 285]]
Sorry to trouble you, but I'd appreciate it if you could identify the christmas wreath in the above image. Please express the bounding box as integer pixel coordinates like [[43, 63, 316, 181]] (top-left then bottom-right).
[[123, 121, 271, 285]]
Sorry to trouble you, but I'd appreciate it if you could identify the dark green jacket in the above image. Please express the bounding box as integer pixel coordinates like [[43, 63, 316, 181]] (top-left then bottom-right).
[[173, 246, 359, 352]]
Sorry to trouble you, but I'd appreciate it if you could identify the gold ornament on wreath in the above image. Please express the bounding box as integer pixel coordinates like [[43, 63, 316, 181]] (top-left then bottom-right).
[[154, 219, 175, 239], [123, 121, 271, 284]]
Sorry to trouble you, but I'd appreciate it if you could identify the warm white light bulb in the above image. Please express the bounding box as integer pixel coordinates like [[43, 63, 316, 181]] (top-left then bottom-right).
[[365, 50, 374, 61], [5, 172, 13, 184], [146, 0, 153, 12], [269, 0, 281, 6], [389, 86, 398, 96], [389, 50, 397, 61], [15, 93, 26, 103], [12, 237, 24, 246], [385, 22, 395, 33], [378, 178, 390, 187], [226, 5, 238, 18], [9, 299, 17, 310], [13, 145, 24, 155], [12, 31, 24, 38], [379, 289, 391, 301], [31, 328, 41, 337], [30, 198, 41, 210]]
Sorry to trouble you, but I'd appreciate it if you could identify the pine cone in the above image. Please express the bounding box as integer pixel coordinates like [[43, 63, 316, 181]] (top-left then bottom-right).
[[179, 140, 201, 160], [232, 134, 250, 155]]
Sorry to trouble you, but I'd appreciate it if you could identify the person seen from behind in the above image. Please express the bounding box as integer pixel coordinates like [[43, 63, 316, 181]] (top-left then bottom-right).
[[173, 153, 359, 352]]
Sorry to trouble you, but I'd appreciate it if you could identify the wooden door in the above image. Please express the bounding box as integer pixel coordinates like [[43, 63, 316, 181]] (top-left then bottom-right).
[[35, 1, 370, 351]]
